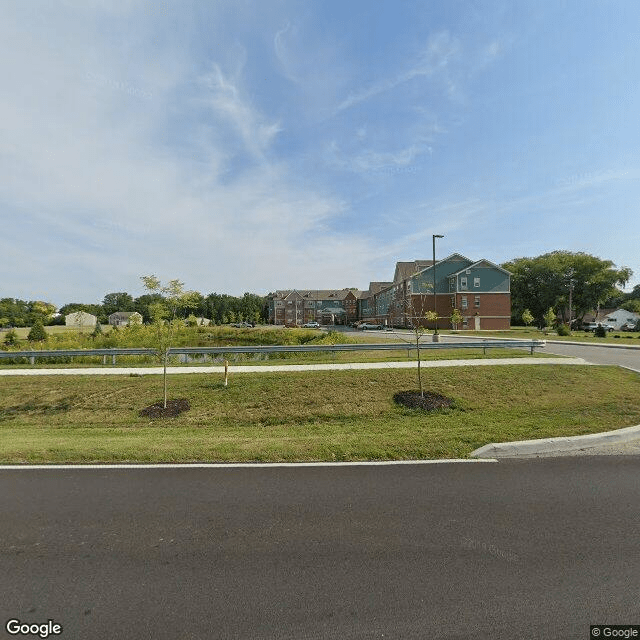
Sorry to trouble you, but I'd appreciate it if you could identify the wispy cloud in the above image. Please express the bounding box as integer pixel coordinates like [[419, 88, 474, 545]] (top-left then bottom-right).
[[335, 31, 461, 113], [0, 3, 378, 303], [200, 63, 282, 160]]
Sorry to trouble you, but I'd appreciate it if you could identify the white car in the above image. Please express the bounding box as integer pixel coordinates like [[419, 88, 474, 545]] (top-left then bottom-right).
[[358, 323, 383, 330], [583, 322, 614, 332], [302, 321, 320, 328]]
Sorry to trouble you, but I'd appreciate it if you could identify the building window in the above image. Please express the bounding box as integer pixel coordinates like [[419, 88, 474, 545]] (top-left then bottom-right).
[[461, 297, 468, 310], [474, 277, 480, 288], [450, 295, 456, 307], [449, 279, 455, 292], [474, 296, 480, 308], [461, 277, 467, 290]]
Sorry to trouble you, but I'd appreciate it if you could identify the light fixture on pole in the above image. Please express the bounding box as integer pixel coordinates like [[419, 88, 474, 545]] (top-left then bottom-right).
[[432, 234, 444, 335]]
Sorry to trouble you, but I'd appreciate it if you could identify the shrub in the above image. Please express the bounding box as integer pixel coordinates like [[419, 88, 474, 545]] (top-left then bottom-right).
[[27, 320, 47, 342], [557, 324, 571, 336], [4, 329, 19, 346], [594, 325, 607, 338]]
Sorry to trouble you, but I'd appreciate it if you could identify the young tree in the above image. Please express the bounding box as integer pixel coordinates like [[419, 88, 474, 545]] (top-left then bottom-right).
[[450, 308, 463, 330], [27, 320, 47, 343], [4, 329, 18, 346], [521, 308, 534, 327], [393, 298, 435, 397], [91, 322, 103, 338], [141, 276, 200, 409], [543, 307, 556, 330]]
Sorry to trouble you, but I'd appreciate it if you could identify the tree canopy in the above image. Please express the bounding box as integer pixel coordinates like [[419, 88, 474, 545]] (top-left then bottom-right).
[[502, 251, 632, 325]]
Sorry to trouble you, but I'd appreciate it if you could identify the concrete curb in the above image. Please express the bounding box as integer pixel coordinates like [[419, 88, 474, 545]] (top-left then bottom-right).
[[470, 424, 640, 458]]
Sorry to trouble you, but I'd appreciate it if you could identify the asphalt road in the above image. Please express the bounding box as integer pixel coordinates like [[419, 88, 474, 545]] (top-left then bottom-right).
[[430, 331, 640, 371], [2, 460, 640, 639], [536, 340, 640, 371]]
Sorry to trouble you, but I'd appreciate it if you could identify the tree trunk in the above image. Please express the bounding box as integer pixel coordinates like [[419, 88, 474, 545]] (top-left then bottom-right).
[[417, 337, 423, 397], [163, 349, 168, 409]]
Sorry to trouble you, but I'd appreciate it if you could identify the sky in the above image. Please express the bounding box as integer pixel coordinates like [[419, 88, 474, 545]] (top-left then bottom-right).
[[2, 0, 639, 307]]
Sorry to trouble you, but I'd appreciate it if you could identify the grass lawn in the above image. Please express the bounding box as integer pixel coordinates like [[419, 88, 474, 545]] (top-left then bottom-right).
[[0, 365, 638, 464]]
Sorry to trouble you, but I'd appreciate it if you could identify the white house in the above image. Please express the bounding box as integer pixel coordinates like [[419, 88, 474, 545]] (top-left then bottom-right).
[[65, 311, 97, 327], [108, 311, 143, 326], [603, 308, 640, 330]]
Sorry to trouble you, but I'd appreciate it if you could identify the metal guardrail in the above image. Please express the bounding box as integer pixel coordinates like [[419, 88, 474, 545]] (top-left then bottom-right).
[[0, 340, 545, 364]]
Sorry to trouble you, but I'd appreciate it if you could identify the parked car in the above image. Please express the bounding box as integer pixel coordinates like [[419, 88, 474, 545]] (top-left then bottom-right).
[[231, 321, 254, 328], [583, 322, 614, 332], [620, 322, 638, 332], [358, 323, 383, 330], [302, 321, 320, 328]]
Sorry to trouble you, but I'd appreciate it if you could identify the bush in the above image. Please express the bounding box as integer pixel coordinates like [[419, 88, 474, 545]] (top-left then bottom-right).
[[4, 329, 19, 346], [27, 320, 47, 342], [556, 324, 571, 336], [594, 325, 607, 338]]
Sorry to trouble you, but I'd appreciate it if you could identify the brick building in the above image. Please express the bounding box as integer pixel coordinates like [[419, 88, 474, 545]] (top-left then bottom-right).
[[269, 289, 360, 326], [269, 254, 511, 330]]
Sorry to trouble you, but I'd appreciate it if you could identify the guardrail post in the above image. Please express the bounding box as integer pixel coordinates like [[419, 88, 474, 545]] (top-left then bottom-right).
[[30, 356, 35, 365], [112, 354, 116, 365], [103, 355, 107, 365], [483, 340, 487, 355]]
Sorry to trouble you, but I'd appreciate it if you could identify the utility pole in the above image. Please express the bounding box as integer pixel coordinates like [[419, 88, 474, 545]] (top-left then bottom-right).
[[432, 234, 444, 335]]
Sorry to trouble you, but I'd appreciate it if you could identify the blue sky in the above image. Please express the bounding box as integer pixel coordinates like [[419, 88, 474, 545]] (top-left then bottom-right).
[[2, 0, 638, 306]]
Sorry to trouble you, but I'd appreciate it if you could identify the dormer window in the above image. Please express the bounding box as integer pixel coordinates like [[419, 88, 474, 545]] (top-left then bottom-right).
[[461, 277, 468, 290]]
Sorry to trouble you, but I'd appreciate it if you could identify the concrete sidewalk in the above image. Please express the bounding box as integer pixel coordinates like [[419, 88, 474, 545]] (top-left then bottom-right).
[[0, 356, 589, 376]]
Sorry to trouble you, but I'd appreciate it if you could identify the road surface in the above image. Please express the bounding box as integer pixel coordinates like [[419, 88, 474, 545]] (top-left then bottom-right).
[[2, 460, 639, 639]]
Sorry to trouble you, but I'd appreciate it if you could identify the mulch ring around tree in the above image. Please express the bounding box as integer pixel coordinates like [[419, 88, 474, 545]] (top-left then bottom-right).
[[393, 391, 455, 411], [139, 398, 191, 418]]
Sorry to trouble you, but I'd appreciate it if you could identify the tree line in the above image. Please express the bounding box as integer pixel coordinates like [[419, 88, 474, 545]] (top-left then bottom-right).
[[2, 250, 638, 330], [0, 291, 268, 327], [502, 251, 636, 326]]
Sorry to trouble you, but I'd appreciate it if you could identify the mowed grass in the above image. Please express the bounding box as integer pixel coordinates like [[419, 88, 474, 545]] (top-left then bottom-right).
[[1, 365, 638, 464]]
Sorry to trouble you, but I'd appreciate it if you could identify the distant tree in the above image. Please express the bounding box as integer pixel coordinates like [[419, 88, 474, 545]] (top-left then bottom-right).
[[503, 251, 632, 326], [27, 320, 47, 342], [102, 292, 135, 316], [28, 301, 56, 326], [91, 322, 103, 338], [621, 300, 640, 313], [4, 329, 18, 346], [543, 307, 556, 330], [521, 308, 534, 327], [133, 293, 166, 323], [450, 308, 463, 329]]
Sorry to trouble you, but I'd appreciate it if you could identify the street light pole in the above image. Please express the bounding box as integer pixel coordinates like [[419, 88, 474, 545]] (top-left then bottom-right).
[[432, 234, 444, 334]]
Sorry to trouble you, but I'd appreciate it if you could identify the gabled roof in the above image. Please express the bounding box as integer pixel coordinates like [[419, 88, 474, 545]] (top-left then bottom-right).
[[273, 288, 361, 301], [361, 282, 393, 298], [449, 259, 511, 277], [409, 253, 473, 278], [393, 260, 433, 283]]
